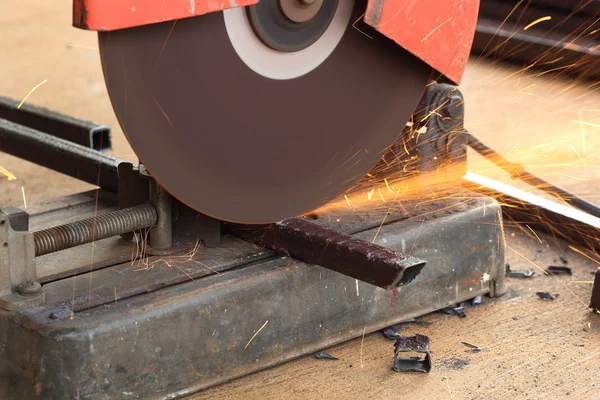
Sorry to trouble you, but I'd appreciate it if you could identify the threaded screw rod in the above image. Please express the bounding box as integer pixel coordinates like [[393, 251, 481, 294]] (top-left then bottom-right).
[[33, 203, 157, 257]]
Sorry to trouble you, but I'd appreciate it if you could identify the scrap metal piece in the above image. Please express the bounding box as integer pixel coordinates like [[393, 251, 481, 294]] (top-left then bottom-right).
[[393, 334, 432, 373], [506, 264, 535, 278], [381, 327, 401, 341], [546, 266, 572, 275], [536, 292, 559, 301], [313, 351, 338, 360], [381, 318, 433, 340], [440, 304, 466, 318], [461, 341, 482, 353], [236, 217, 427, 290], [472, 295, 484, 305], [560, 256, 569, 264], [590, 270, 600, 312]]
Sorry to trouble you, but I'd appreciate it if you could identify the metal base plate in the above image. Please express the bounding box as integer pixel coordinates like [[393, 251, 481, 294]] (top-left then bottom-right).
[[0, 191, 504, 399]]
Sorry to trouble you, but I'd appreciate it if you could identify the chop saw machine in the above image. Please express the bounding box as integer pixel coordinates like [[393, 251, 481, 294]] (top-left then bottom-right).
[[0, 1, 509, 398]]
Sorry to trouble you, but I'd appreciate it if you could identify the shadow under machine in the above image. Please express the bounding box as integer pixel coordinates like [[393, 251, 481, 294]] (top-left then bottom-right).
[[0, 1, 506, 398]]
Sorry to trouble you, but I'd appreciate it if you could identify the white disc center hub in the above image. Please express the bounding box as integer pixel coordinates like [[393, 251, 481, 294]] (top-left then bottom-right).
[[223, 1, 354, 80]]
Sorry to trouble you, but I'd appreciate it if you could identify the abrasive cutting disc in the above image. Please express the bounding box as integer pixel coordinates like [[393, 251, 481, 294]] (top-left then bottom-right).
[[99, 1, 431, 224]]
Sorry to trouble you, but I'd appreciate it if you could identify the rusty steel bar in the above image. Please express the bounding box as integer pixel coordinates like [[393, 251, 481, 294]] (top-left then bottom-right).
[[0, 118, 120, 193], [235, 217, 427, 290], [33, 203, 157, 256]]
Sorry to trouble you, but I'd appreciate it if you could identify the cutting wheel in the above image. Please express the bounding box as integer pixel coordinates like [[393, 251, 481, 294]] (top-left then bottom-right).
[[99, 0, 431, 224]]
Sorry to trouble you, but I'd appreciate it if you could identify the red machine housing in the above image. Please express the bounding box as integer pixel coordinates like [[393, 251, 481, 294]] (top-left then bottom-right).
[[73, 0, 479, 84]]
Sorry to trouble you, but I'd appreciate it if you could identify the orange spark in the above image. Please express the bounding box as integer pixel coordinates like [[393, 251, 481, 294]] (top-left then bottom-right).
[[523, 16, 551, 31], [344, 195, 351, 207], [244, 320, 269, 349], [372, 189, 401, 243], [352, 13, 373, 39], [21, 186, 27, 209], [569, 246, 600, 265], [18, 80, 48, 109], [572, 120, 600, 128], [360, 326, 366, 368], [506, 246, 548, 275], [422, 17, 451, 42], [525, 224, 541, 243], [367, 189, 375, 200], [384, 178, 394, 193], [377, 187, 386, 202], [0, 165, 17, 181]]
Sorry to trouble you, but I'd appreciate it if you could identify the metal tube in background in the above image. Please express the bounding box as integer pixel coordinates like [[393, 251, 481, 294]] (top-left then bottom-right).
[[149, 180, 172, 253], [234, 217, 427, 290], [0, 95, 111, 151], [0, 118, 120, 193], [33, 203, 157, 256], [466, 132, 600, 219]]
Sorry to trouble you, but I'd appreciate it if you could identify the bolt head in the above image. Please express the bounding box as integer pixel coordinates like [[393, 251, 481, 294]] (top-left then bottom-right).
[[442, 93, 464, 120], [18, 281, 42, 296]]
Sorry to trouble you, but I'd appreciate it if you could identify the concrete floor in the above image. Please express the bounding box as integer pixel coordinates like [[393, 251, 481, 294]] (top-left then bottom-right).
[[1, 2, 600, 399]]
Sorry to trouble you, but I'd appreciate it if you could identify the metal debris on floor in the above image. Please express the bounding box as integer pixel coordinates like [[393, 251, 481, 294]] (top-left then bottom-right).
[[313, 351, 338, 360], [546, 266, 572, 275], [392, 334, 432, 373], [536, 292, 559, 300], [380, 318, 433, 340], [381, 327, 401, 341], [438, 295, 486, 318], [440, 304, 467, 318], [506, 263, 535, 278], [590, 270, 600, 312], [461, 341, 483, 352], [560, 256, 569, 264]]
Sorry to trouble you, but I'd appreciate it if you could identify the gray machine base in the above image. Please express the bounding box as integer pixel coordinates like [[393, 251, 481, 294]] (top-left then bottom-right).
[[0, 191, 504, 399]]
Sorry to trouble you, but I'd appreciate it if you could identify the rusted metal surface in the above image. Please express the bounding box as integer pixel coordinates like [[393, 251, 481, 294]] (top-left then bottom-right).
[[364, 0, 480, 84], [0, 192, 503, 398], [591, 270, 600, 313], [236, 217, 427, 289], [73, 0, 258, 30]]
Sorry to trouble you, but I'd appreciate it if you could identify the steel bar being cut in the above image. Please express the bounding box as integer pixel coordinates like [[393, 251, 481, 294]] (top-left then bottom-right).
[[234, 217, 427, 290]]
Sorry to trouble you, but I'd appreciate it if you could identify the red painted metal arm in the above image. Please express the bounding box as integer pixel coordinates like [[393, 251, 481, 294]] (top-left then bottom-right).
[[73, 0, 258, 31], [364, 0, 480, 84], [73, 0, 478, 84]]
